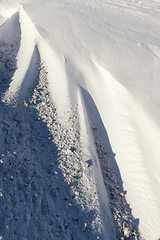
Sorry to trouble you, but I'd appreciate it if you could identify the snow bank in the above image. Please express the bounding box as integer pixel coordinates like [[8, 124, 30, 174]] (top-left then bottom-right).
[[0, 0, 160, 239]]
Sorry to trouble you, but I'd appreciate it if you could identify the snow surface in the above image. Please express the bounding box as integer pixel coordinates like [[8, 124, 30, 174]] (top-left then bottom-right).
[[0, 0, 160, 239]]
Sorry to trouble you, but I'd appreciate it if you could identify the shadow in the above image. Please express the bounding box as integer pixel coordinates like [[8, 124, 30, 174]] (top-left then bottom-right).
[[0, 44, 20, 98], [0, 12, 21, 99], [16, 44, 41, 104], [80, 87, 142, 239], [134, 218, 139, 226], [0, 49, 102, 240], [19, 45, 40, 96], [0, 11, 21, 43], [80, 86, 123, 191]]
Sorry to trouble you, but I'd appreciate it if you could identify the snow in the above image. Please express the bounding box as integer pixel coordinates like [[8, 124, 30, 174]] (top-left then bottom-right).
[[0, 0, 160, 239]]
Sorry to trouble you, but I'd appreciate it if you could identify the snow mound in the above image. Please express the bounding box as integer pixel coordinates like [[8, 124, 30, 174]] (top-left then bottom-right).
[[1, 1, 160, 239]]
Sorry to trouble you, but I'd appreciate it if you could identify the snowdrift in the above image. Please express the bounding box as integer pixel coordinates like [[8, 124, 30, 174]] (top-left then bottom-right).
[[0, 0, 160, 239]]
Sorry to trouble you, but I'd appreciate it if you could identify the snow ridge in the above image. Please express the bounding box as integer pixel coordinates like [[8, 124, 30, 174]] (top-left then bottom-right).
[[0, 36, 106, 240], [0, 5, 148, 240]]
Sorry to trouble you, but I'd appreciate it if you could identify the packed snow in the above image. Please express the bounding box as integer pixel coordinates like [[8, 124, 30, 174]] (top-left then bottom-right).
[[0, 0, 160, 239]]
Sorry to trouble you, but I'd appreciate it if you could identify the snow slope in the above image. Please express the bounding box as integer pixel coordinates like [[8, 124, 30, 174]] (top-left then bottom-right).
[[0, 0, 160, 239]]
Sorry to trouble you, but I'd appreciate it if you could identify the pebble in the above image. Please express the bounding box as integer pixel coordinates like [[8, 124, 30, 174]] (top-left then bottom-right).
[[119, 192, 125, 197]]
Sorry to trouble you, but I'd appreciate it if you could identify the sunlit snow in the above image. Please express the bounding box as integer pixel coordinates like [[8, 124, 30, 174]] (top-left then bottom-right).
[[0, 0, 160, 239]]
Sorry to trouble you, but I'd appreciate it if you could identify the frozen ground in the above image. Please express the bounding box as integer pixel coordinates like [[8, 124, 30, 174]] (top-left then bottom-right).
[[0, 0, 160, 239]]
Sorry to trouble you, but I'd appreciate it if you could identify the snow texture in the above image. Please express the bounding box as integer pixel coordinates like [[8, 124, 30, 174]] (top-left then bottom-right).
[[0, 0, 160, 240]]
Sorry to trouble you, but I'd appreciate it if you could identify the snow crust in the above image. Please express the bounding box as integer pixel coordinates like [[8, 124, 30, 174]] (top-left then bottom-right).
[[0, 0, 160, 239]]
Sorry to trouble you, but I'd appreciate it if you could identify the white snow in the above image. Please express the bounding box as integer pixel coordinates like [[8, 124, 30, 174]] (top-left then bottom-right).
[[0, 0, 160, 239]]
